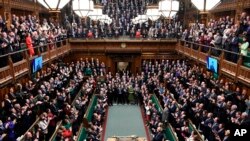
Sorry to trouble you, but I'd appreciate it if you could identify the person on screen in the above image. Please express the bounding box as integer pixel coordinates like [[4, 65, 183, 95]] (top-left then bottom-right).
[[36, 59, 42, 71], [209, 61, 216, 73]]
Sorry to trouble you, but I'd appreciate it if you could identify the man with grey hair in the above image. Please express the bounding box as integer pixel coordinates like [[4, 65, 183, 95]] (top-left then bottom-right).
[[240, 112, 249, 126]]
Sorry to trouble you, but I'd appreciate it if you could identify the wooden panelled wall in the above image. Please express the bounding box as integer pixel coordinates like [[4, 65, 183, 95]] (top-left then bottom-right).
[[67, 39, 180, 75], [69, 39, 178, 53]]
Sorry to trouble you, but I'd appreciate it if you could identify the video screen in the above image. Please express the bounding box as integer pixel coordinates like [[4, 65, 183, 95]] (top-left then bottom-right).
[[33, 56, 43, 73], [206, 56, 218, 74]]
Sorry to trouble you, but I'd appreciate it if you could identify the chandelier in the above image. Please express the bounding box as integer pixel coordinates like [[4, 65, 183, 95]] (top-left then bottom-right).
[[146, 5, 160, 21], [158, 0, 179, 18], [99, 15, 112, 25], [37, 0, 70, 12], [73, 0, 94, 17], [191, 0, 221, 11], [132, 15, 148, 24], [89, 5, 103, 21]]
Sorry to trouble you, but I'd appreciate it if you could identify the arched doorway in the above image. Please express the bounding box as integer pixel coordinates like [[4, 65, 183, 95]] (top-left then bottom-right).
[[107, 53, 141, 75]]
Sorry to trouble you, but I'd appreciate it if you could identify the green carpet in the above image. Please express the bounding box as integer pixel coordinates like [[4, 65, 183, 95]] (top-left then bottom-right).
[[104, 105, 147, 140]]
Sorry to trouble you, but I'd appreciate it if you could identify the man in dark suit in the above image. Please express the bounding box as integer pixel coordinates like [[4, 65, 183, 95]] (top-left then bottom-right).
[[107, 85, 113, 106], [152, 127, 164, 141], [230, 33, 239, 63], [217, 123, 225, 140]]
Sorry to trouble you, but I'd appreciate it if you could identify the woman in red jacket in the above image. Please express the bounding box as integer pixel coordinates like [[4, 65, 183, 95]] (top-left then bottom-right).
[[135, 29, 141, 38], [87, 30, 93, 38], [25, 33, 35, 57], [48, 31, 55, 50]]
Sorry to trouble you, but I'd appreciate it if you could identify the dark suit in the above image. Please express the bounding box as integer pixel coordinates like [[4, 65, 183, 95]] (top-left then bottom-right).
[[218, 128, 225, 140], [204, 118, 214, 126], [152, 132, 164, 141], [107, 88, 113, 106], [230, 36, 239, 63]]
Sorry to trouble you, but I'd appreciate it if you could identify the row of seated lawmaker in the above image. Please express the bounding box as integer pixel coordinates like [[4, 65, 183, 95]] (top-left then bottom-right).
[[54, 77, 95, 141], [182, 12, 250, 67], [142, 79, 166, 141], [70, 0, 182, 39], [0, 58, 106, 141], [0, 14, 67, 68], [70, 58, 249, 141], [1, 61, 75, 141], [85, 84, 107, 141], [141, 59, 249, 141]]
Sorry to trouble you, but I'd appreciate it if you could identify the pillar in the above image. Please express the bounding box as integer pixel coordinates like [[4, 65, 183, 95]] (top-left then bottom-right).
[[33, 0, 40, 19], [200, 12, 208, 26], [235, 0, 244, 23], [2, 0, 11, 29], [49, 12, 61, 23]]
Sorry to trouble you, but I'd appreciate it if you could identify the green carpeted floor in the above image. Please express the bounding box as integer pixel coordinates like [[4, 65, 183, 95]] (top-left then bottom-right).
[[104, 105, 147, 140]]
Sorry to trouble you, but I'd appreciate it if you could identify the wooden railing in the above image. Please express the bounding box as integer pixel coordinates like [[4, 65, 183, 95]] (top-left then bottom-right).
[[238, 65, 250, 83], [177, 40, 250, 86], [0, 39, 70, 87], [13, 60, 29, 78], [0, 65, 13, 86], [69, 38, 178, 54]]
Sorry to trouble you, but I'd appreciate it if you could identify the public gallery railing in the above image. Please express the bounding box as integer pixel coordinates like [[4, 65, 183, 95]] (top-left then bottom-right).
[[177, 40, 250, 86], [0, 39, 70, 87], [70, 36, 178, 42]]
